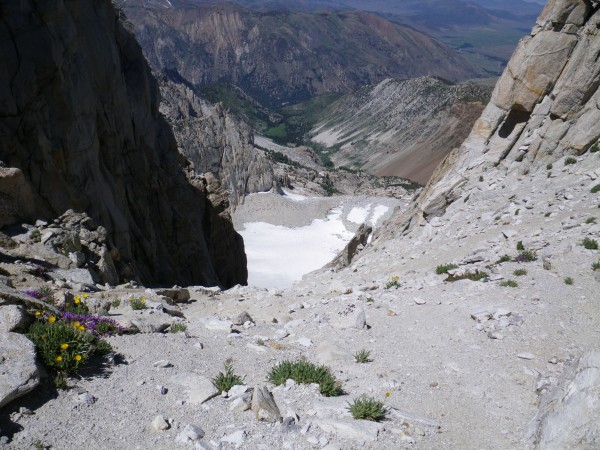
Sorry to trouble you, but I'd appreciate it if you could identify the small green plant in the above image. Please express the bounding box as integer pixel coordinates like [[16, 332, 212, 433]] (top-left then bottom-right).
[[479, 176, 484, 182], [496, 255, 511, 264], [111, 298, 121, 308], [516, 241, 524, 251], [516, 250, 537, 262], [170, 323, 187, 333], [500, 280, 518, 288], [268, 360, 342, 396], [592, 261, 600, 271], [33, 440, 46, 450], [128, 296, 147, 310], [586, 217, 597, 224], [464, 194, 470, 203], [565, 157, 577, 165], [344, 288, 353, 294], [212, 359, 244, 393], [366, 297, 374, 303], [514, 209, 520, 216], [564, 277, 574, 285], [590, 143, 599, 153], [591, 184, 600, 194], [435, 263, 458, 275], [354, 349, 371, 363], [257, 339, 265, 346], [582, 238, 599, 250], [546, 163, 553, 170], [513, 269, 527, 276], [445, 271, 488, 282], [384, 275, 401, 289], [544, 212, 552, 217], [347, 395, 388, 422]]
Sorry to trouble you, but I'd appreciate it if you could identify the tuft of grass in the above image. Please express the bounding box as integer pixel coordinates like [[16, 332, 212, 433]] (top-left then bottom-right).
[[347, 395, 388, 422], [592, 261, 600, 271], [544, 212, 551, 217], [496, 255, 511, 264], [586, 217, 597, 224], [513, 269, 527, 276], [170, 323, 187, 333], [514, 209, 520, 216], [582, 238, 599, 250], [436, 263, 458, 275], [516, 250, 537, 262], [500, 280, 518, 288], [212, 359, 244, 393], [591, 184, 600, 194], [591, 143, 599, 153], [464, 194, 470, 203], [546, 163, 553, 170], [564, 277, 574, 285], [354, 349, 371, 363], [479, 176, 484, 182], [516, 241, 524, 251], [257, 339, 265, 346], [564, 157, 577, 165], [343, 288, 353, 294], [366, 297, 374, 303], [445, 271, 488, 282], [268, 360, 342, 397], [111, 298, 121, 308], [384, 275, 401, 289]]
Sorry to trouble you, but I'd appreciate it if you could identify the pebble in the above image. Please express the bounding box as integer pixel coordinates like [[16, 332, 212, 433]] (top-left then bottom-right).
[[297, 337, 313, 347], [157, 385, 168, 395], [153, 360, 172, 368], [517, 352, 535, 360], [77, 392, 96, 405], [175, 424, 205, 444], [414, 297, 426, 305], [221, 429, 247, 447]]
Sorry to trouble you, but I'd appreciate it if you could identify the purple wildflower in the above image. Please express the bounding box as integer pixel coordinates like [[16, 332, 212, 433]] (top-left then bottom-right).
[[60, 312, 127, 337]]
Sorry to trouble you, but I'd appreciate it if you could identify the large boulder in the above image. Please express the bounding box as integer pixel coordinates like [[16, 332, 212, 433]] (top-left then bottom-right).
[[0, 333, 39, 410]]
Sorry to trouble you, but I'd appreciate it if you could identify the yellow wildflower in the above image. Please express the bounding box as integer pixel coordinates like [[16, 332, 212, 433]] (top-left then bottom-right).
[[83, 294, 89, 299], [74, 321, 81, 328], [140, 297, 146, 302], [35, 311, 41, 317], [78, 325, 85, 331], [74, 296, 81, 304], [385, 391, 392, 397], [60, 343, 69, 350], [74, 355, 82, 361], [48, 316, 56, 323], [55, 356, 62, 362]]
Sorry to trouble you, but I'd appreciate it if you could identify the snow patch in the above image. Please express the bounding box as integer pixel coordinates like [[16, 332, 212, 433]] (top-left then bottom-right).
[[282, 189, 307, 202], [347, 206, 371, 224], [369, 205, 389, 227]]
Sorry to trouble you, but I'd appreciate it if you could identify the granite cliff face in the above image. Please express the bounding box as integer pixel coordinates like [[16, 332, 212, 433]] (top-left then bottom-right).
[[158, 75, 275, 206], [121, 0, 478, 107], [0, 0, 247, 287], [404, 0, 600, 225]]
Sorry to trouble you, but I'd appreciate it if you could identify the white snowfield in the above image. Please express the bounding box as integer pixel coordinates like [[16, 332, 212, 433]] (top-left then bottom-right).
[[235, 193, 402, 289]]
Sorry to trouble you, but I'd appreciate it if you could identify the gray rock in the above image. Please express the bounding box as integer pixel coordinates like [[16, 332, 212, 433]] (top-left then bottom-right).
[[251, 386, 282, 423], [228, 385, 250, 398], [68, 251, 86, 268], [221, 430, 247, 448], [530, 351, 600, 448], [152, 415, 169, 431], [175, 424, 205, 444], [77, 392, 96, 405], [50, 269, 96, 286], [170, 372, 217, 404], [0, 305, 30, 332], [204, 317, 233, 331], [234, 311, 253, 326], [0, 333, 40, 409], [317, 418, 382, 442], [315, 342, 353, 365], [517, 352, 536, 360], [154, 287, 190, 303]]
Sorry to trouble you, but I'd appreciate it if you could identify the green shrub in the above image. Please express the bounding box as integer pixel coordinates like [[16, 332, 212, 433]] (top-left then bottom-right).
[[513, 269, 527, 276], [564, 277, 574, 285], [586, 217, 597, 224], [464, 195, 470, 203], [590, 143, 599, 153], [445, 271, 488, 282], [583, 238, 599, 250], [268, 360, 342, 396], [516, 241, 524, 251], [111, 298, 121, 308], [384, 275, 401, 289], [347, 395, 388, 422], [591, 184, 600, 194], [500, 280, 518, 288], [436, 263, 458, 275], [479, 176, 484, 182], [212, 360, 244, 393], [592, 261, 600, 271], [565, 157, 577, 165], [128, 296, 147, 310], [354, 349, 371, 363], [546, 163, 553, 170]]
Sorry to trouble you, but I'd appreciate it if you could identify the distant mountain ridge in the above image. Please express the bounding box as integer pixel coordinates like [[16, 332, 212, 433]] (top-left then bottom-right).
[[121, 0, 479, 107]]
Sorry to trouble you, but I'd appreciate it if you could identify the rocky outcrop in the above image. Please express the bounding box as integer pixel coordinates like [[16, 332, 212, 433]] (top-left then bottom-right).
[[310, 77, 491, 184], [529, 351, 600, 448], [158, 75, 275, 206], [122, 1, 478, 107], [0, 333, 39, 410], [0, 0, 247, 287], [405, 0, 600, 224]]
